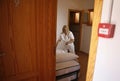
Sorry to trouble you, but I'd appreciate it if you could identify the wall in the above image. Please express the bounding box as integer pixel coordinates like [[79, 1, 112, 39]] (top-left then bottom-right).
[[93, 0, 120, 81], [57, 0, 94, 53], [80, 25, 92, 53]]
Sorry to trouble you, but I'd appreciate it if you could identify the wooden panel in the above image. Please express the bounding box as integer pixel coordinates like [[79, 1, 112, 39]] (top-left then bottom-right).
[[5, 72, 38, 81], [0, 0, 38, 81], [86, 0, 103, 81], [35, 0, 57, 81], [10, 0, 37, 74], [0, 0, 16, 77], [24, 77, 38, 81], [0, 0, 56, 81]]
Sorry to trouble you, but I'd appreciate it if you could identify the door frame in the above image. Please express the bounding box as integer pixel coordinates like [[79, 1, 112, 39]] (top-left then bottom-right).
[[86, 0, 103, 81]]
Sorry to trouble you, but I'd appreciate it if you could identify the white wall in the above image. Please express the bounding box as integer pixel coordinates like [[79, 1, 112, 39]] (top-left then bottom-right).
[[57, 0, 94, 53], [93, 0, 120, 81]]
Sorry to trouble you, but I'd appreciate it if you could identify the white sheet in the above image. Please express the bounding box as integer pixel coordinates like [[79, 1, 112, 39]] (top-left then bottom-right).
[[56, 53, 79, 63]]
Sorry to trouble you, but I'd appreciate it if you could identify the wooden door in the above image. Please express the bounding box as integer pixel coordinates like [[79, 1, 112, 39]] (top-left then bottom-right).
[[35, 0, 56, 81], [0, 0, 38, 81], [0, 0, 56, 81]]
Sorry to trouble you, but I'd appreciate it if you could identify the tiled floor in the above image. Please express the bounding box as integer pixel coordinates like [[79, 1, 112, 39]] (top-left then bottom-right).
[[77, 52, 89, 81]]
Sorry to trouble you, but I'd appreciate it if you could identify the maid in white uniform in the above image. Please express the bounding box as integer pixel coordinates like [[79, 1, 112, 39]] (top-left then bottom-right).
[[56, 25, 75, 53]]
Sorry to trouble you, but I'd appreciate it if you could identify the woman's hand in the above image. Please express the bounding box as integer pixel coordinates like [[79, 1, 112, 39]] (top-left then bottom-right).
[[56, 39, 61, 47], [65, 39, 74, 45], [65, 42, 69, 45]]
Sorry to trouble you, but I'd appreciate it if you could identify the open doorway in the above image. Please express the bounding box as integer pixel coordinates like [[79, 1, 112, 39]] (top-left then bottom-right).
[[68, 9, 93, 81], [68, 9, 94, 81], [57, 0, 94, 81], [56, 0, 103, 81]]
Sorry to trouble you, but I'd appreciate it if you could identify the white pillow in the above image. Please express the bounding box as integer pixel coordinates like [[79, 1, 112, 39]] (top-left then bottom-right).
[[56, 53, 79, 63], [56, 49, 66, 54]]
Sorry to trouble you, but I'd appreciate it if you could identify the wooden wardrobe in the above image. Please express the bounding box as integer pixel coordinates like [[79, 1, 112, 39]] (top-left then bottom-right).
[[0, 0, 57, 81]]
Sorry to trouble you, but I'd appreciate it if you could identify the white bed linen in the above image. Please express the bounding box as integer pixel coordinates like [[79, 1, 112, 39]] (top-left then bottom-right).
[[56, 53, 79, 63]]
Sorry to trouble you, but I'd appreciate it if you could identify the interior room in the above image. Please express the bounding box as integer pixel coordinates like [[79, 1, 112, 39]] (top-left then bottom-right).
[[56, 0, 94, 81]]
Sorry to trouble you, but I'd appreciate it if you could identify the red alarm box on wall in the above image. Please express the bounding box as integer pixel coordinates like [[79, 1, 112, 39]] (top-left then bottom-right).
[[98, 23, 115, 38]]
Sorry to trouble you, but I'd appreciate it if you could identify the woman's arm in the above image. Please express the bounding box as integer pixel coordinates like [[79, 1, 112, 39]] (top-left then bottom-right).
[[56, 39, 61, 47], [65, 39, 74, 45], [66, 31, 74, 45]]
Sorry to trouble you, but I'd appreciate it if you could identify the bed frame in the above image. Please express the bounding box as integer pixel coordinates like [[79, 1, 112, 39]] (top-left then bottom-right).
[[56, 69, 80, 81]]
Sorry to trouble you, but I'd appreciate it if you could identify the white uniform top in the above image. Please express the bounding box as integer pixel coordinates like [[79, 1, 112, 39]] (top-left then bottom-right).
[[57, 31, 75, 53]]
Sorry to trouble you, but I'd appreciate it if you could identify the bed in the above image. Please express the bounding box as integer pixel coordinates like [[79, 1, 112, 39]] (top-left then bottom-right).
[[56, 51, 80, 81]]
